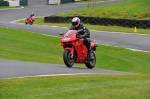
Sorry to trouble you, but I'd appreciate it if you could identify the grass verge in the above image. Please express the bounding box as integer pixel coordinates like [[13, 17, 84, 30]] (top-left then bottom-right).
[[57, 0, 150, 20], [0, 6, 18, 9], [77, 0, 104, 3], [0, 74, 150, 99], [18, 18, 150, 35], [1, 26, 150, 74]]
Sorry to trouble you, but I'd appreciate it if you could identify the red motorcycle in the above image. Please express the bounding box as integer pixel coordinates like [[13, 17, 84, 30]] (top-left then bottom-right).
[[25, 16, 35, 25], [60, 29, 97, 68]]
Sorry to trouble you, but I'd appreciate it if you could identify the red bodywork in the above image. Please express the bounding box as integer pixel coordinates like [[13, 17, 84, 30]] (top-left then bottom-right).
[[26, 16, 35, 24], [60, 30, 96, 63]]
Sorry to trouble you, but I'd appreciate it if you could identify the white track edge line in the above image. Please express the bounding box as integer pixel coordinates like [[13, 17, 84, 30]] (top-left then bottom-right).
[[3, 73, 132, 79]]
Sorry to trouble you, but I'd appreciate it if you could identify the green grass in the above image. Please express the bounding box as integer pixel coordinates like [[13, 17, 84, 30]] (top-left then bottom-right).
[[1, 27, 150, 99], [78, 0, 104, 2], [18, 18, 150, 35], [1, 26, 150, 74], [58, 0, 150, 20], [0, 6, 18, 9], [0, 74, 150, 99], [0, 27, 62, 64]]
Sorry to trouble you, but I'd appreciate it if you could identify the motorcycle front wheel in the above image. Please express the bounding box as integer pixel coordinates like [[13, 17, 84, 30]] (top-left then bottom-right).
[[85, 51, 96, 69], [25, 21, 27, 25], [63, 50, 74, 67], [30, 20, 33, 25]]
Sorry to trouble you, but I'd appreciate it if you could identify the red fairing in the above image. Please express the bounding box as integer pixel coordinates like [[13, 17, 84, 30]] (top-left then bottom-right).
[[60, 29, 97, 68], [60, 30, 88, 63], [26, 16, 35, 25], [65, 47, 74, 54], [28, 17, 35, 23]]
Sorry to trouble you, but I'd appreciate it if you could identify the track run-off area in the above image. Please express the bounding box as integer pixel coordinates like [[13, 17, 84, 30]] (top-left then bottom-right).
[[0, 0, 150, 78]]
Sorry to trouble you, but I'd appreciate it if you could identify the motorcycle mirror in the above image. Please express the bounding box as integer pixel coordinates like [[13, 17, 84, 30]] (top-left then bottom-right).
[[59, 32, 64, 36]]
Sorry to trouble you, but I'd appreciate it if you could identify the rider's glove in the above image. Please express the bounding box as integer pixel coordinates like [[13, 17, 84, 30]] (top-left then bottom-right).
[[78, 35, 82, 38]]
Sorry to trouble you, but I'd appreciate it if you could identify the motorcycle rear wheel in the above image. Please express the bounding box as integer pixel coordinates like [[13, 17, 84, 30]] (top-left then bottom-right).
[[85, 51, 96, 69], [63, 50, 74, 67]]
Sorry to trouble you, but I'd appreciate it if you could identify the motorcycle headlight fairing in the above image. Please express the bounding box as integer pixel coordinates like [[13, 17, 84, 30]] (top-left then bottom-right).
[[63, 38, 71, 42]]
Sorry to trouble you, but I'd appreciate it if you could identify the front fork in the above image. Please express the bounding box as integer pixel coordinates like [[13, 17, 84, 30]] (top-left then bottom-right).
[[65, 47, 74, 59]]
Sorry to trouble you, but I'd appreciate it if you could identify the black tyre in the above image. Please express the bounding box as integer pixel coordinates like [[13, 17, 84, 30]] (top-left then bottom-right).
[[63, 50, 74, 67], [25, 21, 27, 25], [30, 20, 33, 25], [85, 51, 96, 69]]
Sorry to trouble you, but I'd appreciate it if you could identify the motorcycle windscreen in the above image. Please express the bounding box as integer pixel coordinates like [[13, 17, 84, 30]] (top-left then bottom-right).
[[63, 30, 78, 41]]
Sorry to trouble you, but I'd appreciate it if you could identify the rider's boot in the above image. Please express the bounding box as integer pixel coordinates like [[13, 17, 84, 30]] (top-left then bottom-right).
[[87, 50, 94, 60], [89, 50, 94, 60]]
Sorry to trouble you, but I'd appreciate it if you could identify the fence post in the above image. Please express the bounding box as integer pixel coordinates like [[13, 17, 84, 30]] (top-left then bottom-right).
[[88, 0, 96, 7], [105, 0, 108, 5]]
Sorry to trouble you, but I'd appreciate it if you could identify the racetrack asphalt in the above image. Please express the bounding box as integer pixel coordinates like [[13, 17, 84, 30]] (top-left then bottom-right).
[[0, 60, 134, 78], [0, 0, 149, 78]]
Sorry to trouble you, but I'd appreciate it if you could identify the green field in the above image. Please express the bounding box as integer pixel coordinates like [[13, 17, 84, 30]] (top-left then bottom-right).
[[58, 0, 150, 20]]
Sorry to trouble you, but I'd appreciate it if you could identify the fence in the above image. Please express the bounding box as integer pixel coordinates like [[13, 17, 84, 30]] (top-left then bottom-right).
[[0, 1, 9, 6], [20, 0, 28, 6], [61, 0, 73, 4]]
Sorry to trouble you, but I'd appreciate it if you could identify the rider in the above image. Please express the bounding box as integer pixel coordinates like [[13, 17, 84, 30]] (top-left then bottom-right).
[[30, 12, 35, 17], [70, 17, 93, 59], [26, 12, 35, 22]]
